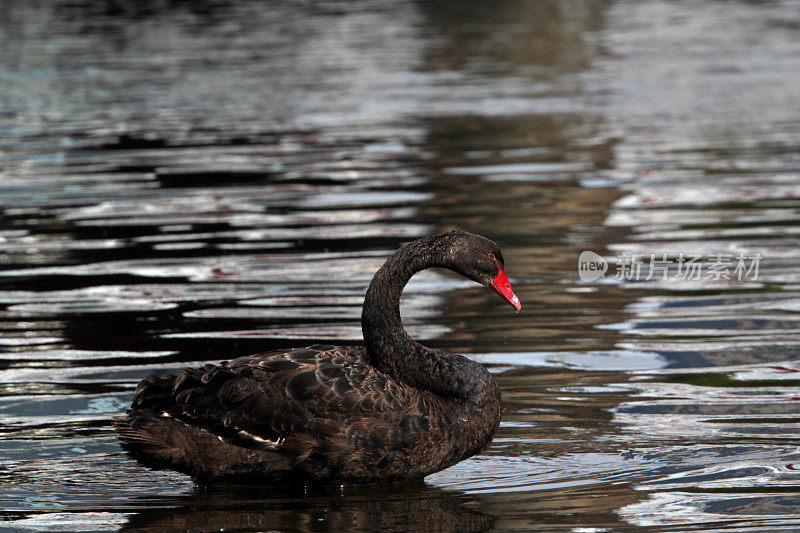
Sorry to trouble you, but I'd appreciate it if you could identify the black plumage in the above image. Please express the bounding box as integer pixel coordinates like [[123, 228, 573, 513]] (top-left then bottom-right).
[[114, 231, 519, 483]]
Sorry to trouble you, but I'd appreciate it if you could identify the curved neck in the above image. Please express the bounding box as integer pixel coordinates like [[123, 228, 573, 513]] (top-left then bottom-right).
[[360, 235, 491, 400]]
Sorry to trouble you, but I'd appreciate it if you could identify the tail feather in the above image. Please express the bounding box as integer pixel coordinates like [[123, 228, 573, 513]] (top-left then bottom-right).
[[113, 412, 295, 482], [113, 413, 193, 473], [114, 412, 225, 479], [115, 368, 298, 482], [113, 414, 172, 449]]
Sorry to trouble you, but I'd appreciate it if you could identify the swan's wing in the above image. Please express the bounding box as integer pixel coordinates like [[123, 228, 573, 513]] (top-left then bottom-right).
[[125, 345, 430, 460]]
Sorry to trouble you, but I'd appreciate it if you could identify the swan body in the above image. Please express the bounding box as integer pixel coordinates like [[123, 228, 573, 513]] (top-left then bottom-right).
[[114, 231, 520, 483]]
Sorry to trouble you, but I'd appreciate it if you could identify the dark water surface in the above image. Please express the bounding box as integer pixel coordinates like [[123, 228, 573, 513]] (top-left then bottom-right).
[[2, 1, 800, 531]]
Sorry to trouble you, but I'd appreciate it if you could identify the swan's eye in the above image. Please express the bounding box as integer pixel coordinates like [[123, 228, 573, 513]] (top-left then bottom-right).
[[487, 252, 495, 260]]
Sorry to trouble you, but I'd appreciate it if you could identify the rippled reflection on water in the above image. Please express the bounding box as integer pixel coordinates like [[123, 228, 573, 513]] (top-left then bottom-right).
[[2, 0, 800, 531]]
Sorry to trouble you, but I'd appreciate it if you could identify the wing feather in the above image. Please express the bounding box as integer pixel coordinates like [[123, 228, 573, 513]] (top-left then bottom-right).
[[129, 346, 428, 465]]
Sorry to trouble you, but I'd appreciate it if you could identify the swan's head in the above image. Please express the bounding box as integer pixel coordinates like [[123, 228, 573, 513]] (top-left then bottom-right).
[[440, 231, 521, 312]]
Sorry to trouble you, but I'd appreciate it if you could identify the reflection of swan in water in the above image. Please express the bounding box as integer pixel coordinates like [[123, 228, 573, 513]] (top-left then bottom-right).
[[119, 482, 497, 533]]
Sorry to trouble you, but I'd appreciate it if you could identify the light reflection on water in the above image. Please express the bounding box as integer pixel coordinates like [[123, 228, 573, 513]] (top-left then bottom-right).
[[2, 0, 800, 531]]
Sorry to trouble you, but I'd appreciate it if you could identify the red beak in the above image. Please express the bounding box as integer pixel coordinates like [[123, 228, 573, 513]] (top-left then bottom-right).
[[490, 264, 521, 311]]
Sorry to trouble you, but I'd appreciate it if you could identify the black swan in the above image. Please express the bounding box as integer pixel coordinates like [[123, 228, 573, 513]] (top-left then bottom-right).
[[114, 231, 521, 483]]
